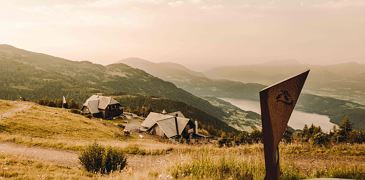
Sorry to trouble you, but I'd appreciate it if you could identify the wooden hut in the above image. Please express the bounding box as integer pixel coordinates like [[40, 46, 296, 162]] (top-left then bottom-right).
[[81, 95, 123, 119], [140, 111, 200, 140]]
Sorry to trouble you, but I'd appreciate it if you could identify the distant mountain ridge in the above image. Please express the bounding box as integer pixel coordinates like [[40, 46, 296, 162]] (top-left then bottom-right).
[[121, 57, 206, 79], [120, 58, 262, 100], [204, 61, 365, 105]]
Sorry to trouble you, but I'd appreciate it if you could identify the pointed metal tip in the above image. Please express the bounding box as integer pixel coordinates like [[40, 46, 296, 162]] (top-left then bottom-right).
[[260, 70, 310, 92]]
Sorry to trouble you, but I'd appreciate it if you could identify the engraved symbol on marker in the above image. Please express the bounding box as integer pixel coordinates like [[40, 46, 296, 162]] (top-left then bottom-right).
[[276, 90, 293, 105]]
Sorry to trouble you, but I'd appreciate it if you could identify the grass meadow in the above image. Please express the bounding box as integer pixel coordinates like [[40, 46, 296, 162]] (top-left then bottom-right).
[[0, 100, 364, 179], [0, 100, 15, 114]]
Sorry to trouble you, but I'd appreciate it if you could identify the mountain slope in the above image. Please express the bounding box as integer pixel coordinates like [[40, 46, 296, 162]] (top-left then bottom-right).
[[0, 44, 236, 135], [120, 58, 262, 100], [121, 57, 206, 79]]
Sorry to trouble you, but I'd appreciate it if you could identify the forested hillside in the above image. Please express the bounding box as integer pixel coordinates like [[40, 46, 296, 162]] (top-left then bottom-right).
[[0, 44, 237, 135]]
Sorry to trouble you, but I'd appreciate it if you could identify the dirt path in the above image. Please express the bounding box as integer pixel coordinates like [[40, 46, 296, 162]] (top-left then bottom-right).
[[0, 101, 32, 120], [0, 142, 186, 177], [0, 143, 79, 167], [123, 117, 142, 132]]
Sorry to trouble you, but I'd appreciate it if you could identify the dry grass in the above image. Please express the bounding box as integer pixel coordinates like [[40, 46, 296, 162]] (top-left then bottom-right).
[[0, 153, 133, 179], [0, 105, 122, 139], [0, 101, 178, 153], [0, 100, 15, 114], [1, 143, 364, 179], [0, 153, 91, 179], [0, 103, 129, 151], [169, 144, 365, 180]]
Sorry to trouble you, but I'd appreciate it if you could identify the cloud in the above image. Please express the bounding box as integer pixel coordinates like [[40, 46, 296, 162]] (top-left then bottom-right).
[[190, 0, 202, 4], [168, 1, 184, 7], [201, 4, 224, 10], [313, 0, 365, 9], [86, 0, 122, 8]]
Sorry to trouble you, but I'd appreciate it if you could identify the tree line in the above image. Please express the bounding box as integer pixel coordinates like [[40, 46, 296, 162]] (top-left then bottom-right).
[[37, 98, 80, 109], [219, 117, 365, 147]]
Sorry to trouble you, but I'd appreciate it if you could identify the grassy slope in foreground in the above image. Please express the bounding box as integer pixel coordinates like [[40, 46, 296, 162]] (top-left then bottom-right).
[[0, 102, 364, 179], [0, 100, 15, 114], [0, 100, 193, 153], [1, 143, 365, 179], [0, 101, 124, 151]]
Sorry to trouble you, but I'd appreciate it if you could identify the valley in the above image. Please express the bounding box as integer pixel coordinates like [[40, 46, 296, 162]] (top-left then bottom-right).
[[222, 98, 336, 132], [121, 58, 365, 130]]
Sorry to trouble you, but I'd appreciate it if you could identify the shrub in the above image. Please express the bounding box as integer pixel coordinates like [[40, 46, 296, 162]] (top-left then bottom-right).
[[79, 143, 127, 174], [104, 147, 127, 173], [312, 132, 330, 146], [79, 143, 105, 173]]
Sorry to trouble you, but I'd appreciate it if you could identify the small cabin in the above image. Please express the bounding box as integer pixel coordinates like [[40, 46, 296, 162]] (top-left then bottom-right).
[[140, 110, 201, 140], [81, 95, 123, 119]]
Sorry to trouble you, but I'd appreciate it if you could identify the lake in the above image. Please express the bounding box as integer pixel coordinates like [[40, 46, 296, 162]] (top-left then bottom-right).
[[222, 98, 337, 133]]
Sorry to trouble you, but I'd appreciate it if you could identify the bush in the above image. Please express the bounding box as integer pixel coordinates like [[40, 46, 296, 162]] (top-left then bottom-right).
[[104, 147, 127, 173], [79, 143, 127, 174], [312, 132, 330, 146], [79, 143, 105, 173]]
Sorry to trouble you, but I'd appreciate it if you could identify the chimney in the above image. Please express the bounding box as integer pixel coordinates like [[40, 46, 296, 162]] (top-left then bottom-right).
[[195, 121, 198, 134], [175, 116, 179, 137]]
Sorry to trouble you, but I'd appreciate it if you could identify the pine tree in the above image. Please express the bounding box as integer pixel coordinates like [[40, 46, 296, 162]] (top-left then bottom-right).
[[302, 124, 309, 142], [338, 116, 352, 142]]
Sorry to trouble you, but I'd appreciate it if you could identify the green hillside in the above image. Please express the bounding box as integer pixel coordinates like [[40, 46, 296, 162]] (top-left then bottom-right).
[[297, 94, 365, 129], [0, 44, 236, 135]]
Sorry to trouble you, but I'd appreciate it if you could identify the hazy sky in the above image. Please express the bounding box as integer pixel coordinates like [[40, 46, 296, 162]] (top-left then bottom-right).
[[1, 0, 365, 69]]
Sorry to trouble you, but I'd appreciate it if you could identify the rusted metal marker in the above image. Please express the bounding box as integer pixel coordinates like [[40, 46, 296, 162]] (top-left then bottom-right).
[[260, 70, 310, 180]]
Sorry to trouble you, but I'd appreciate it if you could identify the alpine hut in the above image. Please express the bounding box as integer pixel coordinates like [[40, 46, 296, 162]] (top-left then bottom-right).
[[81, 95, 123, 119], [140, 111, 199, 139]]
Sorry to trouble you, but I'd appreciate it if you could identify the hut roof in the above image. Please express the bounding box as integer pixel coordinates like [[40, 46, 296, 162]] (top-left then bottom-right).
[[141, 112, 170, 129], [83, 95, 120, 113], [156, 117, 190, 138], [141, 112, 191, 138], [86, 100, 100, 114]]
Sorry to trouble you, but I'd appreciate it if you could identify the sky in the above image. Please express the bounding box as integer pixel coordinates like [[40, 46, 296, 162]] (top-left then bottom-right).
[[1, 0, 365, 70]]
